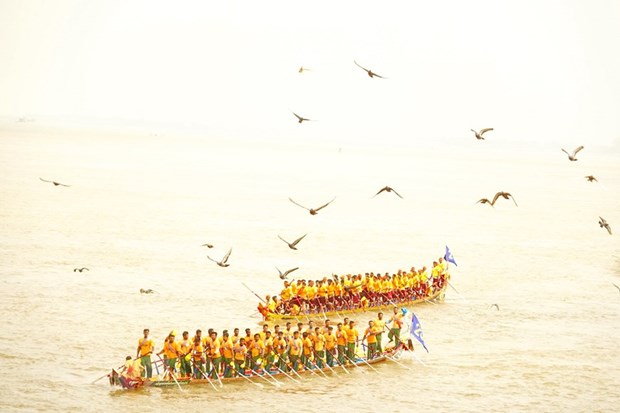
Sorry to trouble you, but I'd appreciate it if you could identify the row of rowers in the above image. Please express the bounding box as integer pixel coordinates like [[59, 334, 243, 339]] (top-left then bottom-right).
[[273, 259, 449, 301], [135, 310, 408, 380]]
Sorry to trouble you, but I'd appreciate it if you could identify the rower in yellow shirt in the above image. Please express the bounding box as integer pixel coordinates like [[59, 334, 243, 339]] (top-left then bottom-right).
[[232, 338, 248, 376], [362, 320, 379, 359], [206, 331, 221, 378], [324, 326, 337, 367], [220, 331, 234, 378], [156, 332, 181, 379], [191, 337, 206, 378], [345, 321, 359, 362], [288, 330, 303, 371], [250, 333, 265, 372]]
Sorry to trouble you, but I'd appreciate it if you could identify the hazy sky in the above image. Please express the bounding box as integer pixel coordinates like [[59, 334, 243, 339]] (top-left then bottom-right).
[[1, 0, 619, 146]]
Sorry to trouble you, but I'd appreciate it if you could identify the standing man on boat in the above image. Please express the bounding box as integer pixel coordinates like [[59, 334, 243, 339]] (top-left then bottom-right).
[[362, 320, 379, 359], [324, 326, 337, 367], [233, 337, 248, 376], [336, 322, 347, 365], [374, 312, 386, 353], [179, 331, 193, 378], [191, 337, 206, 378], [136, 328, 154, 379], [220, 330, 234, 378], [387, 307, 404, 348], [207, 330, 222, 379], [288, 330, 303, 371], [345, 320, 359, 362]]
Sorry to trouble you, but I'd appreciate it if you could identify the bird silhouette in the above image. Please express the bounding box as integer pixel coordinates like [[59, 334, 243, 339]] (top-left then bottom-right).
[[354, 61, 386, 78], [471, 128, 493, 140], [278, 233, 307, 250], [561, 146, 584, 161], [598, 217, 612, 235], [293, 112, 312, 123], [585, 175, 598, 182], [612, 283, 620, 293], [289, 197, 336, 215], [492, 191, 518, 207], [207, 248, 232, 267], [490, 304, 500, 310], [298, 66, 311, 73], [40, 178, 71, 187], [201, 243, 214, 248], [140, 288, 158, 294], [73, 267, 89, 272], [476, 198, 494, 207], [276, 266, 299, 280], [373, 186, 403, 199]]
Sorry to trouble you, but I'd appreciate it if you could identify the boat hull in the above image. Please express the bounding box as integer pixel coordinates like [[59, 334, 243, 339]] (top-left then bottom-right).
[[110, 347, 405, 390]]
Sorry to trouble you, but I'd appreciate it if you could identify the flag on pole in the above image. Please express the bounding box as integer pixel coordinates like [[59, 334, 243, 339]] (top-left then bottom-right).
[[444, 245, 457, 266], [410, 313, 429, 353]]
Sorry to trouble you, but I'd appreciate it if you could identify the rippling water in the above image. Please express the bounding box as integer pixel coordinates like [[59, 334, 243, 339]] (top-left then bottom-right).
[[1, 125, 619, 412]]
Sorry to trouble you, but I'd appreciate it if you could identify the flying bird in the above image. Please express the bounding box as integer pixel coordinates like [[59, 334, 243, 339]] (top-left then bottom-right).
[[585, 175, 598, 182], [471, 128, 493, 140], [612, 283, 620, 293], [298, 66, 311, 73], [289, 197, 336, 215], [140, 288, 158, 294], [40, 178, 71, 187], [490, 304, 500, 311], [278, 233, 307, 250], [373, 186, 403, 199], [354, 61, 386, 79], [598, 217, 612, 235], [492, 191, 518, 207], [561, 146, 584, 161], [276, 266, 299, 280], [476, 198, 494, 207], [73, 267, 89, 272], [293, 112, 312, 123], [201, 243, 214, 248], [207, 247, 232, 267]]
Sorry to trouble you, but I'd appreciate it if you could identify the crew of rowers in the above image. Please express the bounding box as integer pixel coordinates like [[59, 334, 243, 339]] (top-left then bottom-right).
[[130, 308, 411, 382], [258, 258, 450, 318]]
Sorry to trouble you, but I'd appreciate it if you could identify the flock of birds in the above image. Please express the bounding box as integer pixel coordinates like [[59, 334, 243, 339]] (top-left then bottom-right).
[[38, 60, 614, 297]]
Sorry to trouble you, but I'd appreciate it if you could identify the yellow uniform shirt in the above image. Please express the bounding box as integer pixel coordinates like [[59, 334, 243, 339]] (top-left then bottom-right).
[[138, 338, 154, 356], [162, 340, 180, 359], [251, 340, 265, 358], [289, 338, 303, 356], [325, 332, 336, 350], [345, 327, 358, 344]]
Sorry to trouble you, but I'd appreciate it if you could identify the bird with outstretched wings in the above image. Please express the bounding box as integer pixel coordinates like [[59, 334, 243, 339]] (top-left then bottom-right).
[[289, 197, 336, 215], [354, 61, 386, 79], [561, 146, 584, 161], [40, 178, 71, 187], [278, 234, 307, 250], [208, 247, 232, 267]]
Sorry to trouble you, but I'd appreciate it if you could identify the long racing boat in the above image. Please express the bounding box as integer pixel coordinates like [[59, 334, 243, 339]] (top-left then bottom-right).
[[260, 282, 447, 322], [109, 346, 407, 390]]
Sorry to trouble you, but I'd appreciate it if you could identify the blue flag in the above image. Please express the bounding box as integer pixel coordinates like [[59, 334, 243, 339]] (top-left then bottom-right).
[[444, 245, 457, 266], [410, 313, 429, 353]]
